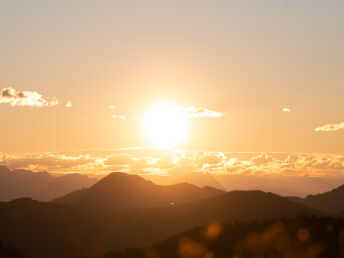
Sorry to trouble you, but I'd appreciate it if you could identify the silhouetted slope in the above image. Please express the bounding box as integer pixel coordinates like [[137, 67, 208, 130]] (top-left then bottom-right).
[[53, 188, 88, 204], [54, 172, 225, 213], [176, 172, 226, 191], [290, 184, 344, 214], [104, 217, 344, 258], [116, 190, 322, 240], [0, 240, 24, 258], [0, 198, 106, 258], [0, 191, 320, 258], [0, 166, 97, 201]]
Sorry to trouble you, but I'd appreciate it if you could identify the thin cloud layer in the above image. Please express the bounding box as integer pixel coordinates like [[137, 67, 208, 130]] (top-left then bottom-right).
[[185, 106, 225, 118], [0, 153, 97, 173], [0, 87, 58, 107], [2, 150, 344, 180], [2, 149, 344, 196], [315, 122, 344, 132]]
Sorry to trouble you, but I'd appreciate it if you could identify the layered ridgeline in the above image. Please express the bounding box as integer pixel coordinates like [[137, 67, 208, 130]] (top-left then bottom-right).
[[0, 174, 320, 258], [290, 184, 344, 214], [0, 166, 97, 201], [53, 172, 225, 213], [176, 172, 227, 191], [104, 216, 344, 258]]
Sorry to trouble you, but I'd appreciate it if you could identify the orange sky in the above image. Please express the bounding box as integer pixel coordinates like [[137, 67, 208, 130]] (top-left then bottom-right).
[[1, 1, 344, 179]]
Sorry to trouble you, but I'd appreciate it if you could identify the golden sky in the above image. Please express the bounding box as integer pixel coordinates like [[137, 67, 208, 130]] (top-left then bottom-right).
[[1, 0, 344, 174]]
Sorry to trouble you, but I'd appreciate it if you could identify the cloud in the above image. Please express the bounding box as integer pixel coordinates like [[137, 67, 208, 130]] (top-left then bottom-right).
[[2, 150, 344, 184], [251, 153, 275, 165], [108, 105, 126, 123], [65, 101, 72, 108], [0, 87, 58, 107], [112, 114, 126, 120], [2, 150, 344, 196], [0, 153, 97, 172], [315, 122, 344, 132], [282, 108, 291, 112], [184, 106, 225, 118], [196, 152, 224, 165]]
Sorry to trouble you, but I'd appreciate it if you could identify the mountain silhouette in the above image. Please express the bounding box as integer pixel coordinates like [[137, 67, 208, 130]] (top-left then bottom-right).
[[0, 166, 97, 201], [290, 183, 344, 214], [0, 188, 320, 258], [53, 172, 225, 213], [176, 172, 226, 191], [216, 174, 341, 197]]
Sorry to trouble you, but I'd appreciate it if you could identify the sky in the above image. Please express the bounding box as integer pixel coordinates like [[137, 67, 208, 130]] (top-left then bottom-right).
[[1, 1, 344, 181]]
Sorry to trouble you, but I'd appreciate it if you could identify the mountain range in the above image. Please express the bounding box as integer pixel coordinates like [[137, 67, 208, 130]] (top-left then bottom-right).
[[0, 166, 97, 201], [53, 172, 225, 213], [290, 184, 344, 214], [176, 172, 226, 191], [0, 172, 321, 258]]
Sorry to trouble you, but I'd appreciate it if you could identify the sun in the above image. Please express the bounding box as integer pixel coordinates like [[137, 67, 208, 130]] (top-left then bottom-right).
[[143, 103, 189, 148]]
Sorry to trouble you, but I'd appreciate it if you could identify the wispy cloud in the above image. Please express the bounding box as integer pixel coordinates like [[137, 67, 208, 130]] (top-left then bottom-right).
[[65, 101, 73, 108], [315, 122, 344, 132], [184, 106, 225, 118], [112, 114, 126, 120], [282, 108, 291, 112], [0, 87, 58, 107], [108, 105, 126, 123]]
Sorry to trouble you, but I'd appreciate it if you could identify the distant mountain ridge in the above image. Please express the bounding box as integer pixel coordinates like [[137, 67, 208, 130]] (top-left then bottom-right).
[[176, 172, 226, 191], [290, 183, 344, 214], [0, 166, 97, 201], [53, 172, 225, 213]]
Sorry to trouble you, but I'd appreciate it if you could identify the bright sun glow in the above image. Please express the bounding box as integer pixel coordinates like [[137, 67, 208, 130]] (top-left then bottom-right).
[[143, 103, 189, 148]]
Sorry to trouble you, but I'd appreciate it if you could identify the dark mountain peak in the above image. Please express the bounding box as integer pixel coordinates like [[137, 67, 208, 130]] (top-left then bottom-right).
[[337, 184, 344, 190], [305, 183, 344, 199], [101, 172, 148, 182], [327, 183, 344, 193], [93, 172, 154, 189], [290, 183, 344, 214], [54, 173, 225, 214], [8, 197, 34, 204], [217, 190, 281, 202]]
